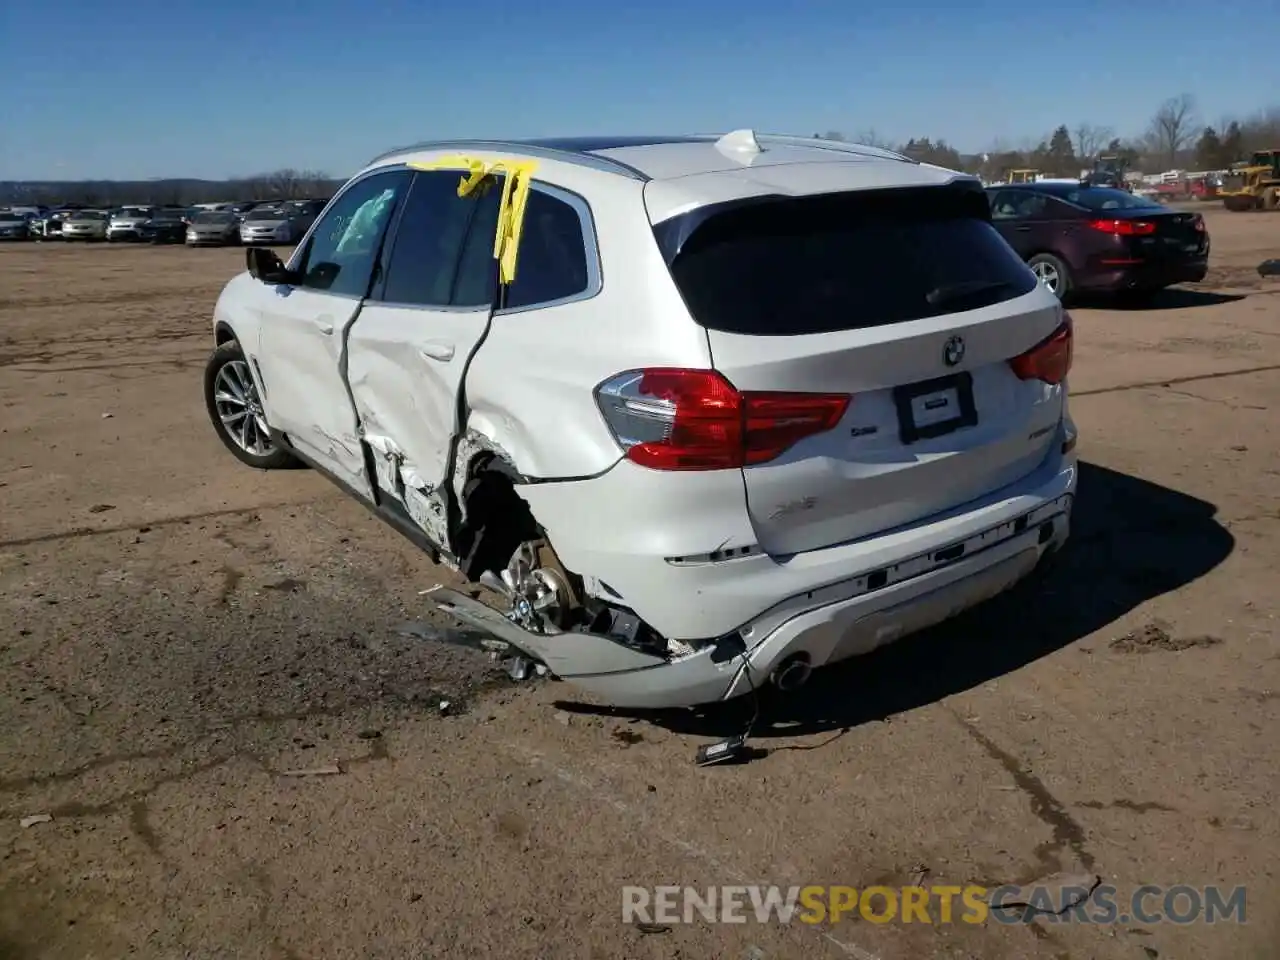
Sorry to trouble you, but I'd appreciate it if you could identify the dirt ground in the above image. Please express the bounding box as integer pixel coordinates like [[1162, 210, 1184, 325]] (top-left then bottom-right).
[[1, 209, 1277, 960]]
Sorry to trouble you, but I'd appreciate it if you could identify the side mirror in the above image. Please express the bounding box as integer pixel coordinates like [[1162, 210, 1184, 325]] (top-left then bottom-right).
[[246, 246, 294, 284]]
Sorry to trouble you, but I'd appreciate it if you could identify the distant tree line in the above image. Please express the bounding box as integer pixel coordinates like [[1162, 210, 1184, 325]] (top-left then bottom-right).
[[813, 97, 1279, 179], [4, 99, 1278, 207], [0, 168, 342, 207]]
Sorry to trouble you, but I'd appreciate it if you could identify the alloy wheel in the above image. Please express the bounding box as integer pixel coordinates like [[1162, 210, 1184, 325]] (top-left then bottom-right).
[[212, 360, 273, 456], [1032, 261, 1061, 294]]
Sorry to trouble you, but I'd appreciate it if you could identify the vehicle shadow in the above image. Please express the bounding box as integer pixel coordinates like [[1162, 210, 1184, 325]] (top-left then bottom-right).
[[553, 461, 1235, 740], [1081, 289, 1246, 311]]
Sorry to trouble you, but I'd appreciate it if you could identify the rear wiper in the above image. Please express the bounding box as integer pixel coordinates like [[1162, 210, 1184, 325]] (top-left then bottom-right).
[[925, 280, 1013, 307]]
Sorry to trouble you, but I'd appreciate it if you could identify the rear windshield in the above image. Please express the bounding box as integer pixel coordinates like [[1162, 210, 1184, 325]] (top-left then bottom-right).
[[1042, 186, 1161, 211], [664, 187, 1037, 336]]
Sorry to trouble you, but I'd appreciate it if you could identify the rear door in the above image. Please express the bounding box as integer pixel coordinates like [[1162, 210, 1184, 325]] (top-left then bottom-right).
[[342, 169, 503, 548], [663, 184, 1066, 557]]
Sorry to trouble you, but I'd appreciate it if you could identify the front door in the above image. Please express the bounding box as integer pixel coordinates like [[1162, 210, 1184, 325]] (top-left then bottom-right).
[[253, 168, 411, 497], [343, 169, 503, 547]]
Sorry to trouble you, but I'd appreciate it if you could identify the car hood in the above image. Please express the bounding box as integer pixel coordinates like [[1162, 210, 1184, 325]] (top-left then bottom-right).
[[63, 219, 104, 227], [193, 223, 234, 231]]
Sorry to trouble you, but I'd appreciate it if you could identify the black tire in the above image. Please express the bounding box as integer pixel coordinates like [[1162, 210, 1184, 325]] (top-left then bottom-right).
[[1027, 253, 1071, 302], [1263, 187, 1279, 211], [204, 340, 301, 470]]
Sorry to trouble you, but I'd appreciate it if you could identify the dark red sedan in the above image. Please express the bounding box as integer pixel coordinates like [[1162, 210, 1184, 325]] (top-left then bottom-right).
[[985, 183, 1209, 302]]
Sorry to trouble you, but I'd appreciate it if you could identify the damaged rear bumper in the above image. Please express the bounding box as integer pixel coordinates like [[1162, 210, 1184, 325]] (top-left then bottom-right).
[[435, 455, 1076, 710], [569, 493, 1069, 709]]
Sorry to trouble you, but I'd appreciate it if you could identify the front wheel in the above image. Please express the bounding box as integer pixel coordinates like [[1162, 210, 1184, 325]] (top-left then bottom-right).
[[204, 341, 300, 469], [1028, 253, 1071, 301]]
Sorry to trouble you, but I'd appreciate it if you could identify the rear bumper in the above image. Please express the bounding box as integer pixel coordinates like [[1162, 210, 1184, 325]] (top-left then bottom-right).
[[519, 426, 1078, 709], [1078, 257, 1208, 292], [564, 483, 1072, 710]]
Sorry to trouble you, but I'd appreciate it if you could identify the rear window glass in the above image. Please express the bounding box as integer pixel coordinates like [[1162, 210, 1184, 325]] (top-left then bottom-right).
[[1040, 186, 1161, 211], [665, 187, 1037, 336]]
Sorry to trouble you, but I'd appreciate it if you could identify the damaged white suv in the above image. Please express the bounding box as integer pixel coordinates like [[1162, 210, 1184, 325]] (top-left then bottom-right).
[[203, 131, 1077, 710]]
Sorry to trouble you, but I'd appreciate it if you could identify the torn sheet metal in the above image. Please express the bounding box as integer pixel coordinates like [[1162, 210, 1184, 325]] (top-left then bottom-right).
[[407, 155, 539, 285], [363, 432, 450, 546], [363, 433, 404, 501]]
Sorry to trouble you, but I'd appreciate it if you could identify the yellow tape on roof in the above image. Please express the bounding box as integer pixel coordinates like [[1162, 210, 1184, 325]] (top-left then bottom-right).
[[407, 155, 540, 285]]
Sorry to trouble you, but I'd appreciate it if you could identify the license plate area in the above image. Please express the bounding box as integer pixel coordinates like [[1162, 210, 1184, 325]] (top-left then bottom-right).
[[893, 372, 978, 444]]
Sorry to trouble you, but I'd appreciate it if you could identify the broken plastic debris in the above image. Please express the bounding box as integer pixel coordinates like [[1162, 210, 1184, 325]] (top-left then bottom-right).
[[20, 814, 53, 828], [280, 763, 342, 777], [438, 700, 452, 715]]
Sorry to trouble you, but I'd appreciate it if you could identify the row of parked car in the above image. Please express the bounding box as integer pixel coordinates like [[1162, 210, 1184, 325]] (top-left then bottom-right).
[[0, 199, 329, 247]]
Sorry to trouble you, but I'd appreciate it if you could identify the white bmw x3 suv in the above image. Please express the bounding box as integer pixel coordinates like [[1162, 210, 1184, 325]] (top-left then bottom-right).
[[203, 130, 1077, 710]]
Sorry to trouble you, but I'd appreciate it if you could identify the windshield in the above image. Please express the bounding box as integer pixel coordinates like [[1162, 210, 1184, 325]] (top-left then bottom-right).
[[69, 211, 107, 220], [115, 208, 151, 218], [195, 212, 234, 224], [247, 206, 288, 221], [1046, 187, 1161, 211], [0, 212, 25, 222]]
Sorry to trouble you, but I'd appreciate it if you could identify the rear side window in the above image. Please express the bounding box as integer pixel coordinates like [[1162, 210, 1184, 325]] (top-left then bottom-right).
[[439, 181, 593, 310], [665, 187, 1037, 336], [381, 171, 488, 306]]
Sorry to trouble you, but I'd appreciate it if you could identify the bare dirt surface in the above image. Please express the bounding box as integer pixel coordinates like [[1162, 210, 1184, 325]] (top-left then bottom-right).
[[2, 210, 1278, 960]]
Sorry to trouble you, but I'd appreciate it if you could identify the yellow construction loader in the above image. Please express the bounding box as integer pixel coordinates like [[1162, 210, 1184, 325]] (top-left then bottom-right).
[[1219, 150, 1280, 211]]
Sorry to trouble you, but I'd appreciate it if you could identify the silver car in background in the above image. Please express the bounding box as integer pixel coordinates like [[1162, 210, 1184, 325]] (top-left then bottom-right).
[[107, 206, 156, 242], [186, 210, 241, 246], [238, 200, 324, 245], [60, 210, 111, 241], [0, 210, 34, 240]]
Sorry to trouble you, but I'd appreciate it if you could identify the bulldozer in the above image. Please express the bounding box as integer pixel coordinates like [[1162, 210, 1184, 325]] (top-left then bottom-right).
[[1219, 150, 1280, 211], [1084, 154, 1130, 189], [1001, 168, 1041, 184]]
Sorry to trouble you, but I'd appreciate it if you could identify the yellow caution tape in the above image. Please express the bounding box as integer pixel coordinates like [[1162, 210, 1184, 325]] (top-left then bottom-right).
[[407, 155, 540, 285]]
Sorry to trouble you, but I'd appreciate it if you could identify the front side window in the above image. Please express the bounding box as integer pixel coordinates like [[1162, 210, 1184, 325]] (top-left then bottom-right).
[[297, 169, 411, 297]]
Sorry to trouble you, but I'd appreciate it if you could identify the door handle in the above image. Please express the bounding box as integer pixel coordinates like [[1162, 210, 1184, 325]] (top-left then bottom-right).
[[312, 316, 334, 335], [419, 341, 455, 361], [1015, 226, 1032, 232]]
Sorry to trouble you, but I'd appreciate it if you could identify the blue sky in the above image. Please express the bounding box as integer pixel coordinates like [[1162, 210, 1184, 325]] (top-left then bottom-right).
[[2, 0, 1272, 181]]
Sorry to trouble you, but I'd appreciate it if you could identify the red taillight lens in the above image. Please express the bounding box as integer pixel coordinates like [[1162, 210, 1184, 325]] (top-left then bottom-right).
[[1009, 316, 1074, 385], [1086, 218, 1156, 236], [594, 369, 850, 471]]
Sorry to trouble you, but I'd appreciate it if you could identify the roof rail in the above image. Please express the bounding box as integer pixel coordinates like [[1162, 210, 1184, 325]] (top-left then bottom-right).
[[752, 133, 917, 164], [364, 139, 650, 180]]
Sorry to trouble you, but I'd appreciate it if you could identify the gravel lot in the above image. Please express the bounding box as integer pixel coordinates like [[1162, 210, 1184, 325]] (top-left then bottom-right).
[[2, 210, 1277, 960]]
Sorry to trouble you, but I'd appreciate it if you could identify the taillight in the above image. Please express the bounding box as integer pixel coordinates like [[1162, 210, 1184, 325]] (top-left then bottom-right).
[[1192, 215, 1206, 232], [594, 369, 850, 471], [1009, 316, 1073, 385], [1086, 218, 1156, 236]]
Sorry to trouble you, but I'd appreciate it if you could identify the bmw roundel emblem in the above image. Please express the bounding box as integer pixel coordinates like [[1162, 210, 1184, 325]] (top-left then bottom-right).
[[943, 335, 965, 367]]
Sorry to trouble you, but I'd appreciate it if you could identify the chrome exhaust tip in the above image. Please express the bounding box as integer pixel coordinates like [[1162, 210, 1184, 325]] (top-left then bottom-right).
[[770, 654, 812, 693]]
